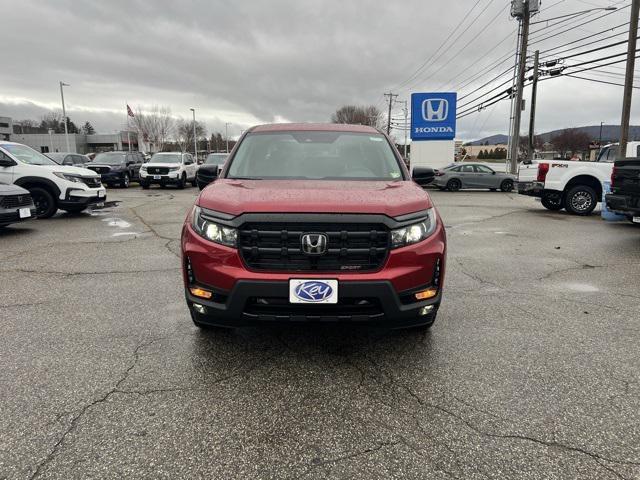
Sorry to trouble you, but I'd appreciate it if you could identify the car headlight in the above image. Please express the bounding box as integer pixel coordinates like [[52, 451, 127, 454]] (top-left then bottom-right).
[[53, 172, 82, 183], [191, 206, 237, 247], [169, 167, 180, 171], [391, 208, 437, 248], [140, 165, 147, 171]]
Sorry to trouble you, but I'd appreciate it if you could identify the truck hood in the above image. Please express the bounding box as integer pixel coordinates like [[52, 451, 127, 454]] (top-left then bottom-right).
[[198, 179, 433, 217], [0, 183, 30, 194], [33, 164, 100, 177], [144, 162, 181, 168]]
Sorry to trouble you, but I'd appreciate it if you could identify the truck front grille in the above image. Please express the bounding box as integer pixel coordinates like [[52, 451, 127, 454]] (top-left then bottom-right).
[[0, 194, 33, 209], [147, 167, 169, 175], [238, 221, 390, 272], [81, 177, 102, 188]]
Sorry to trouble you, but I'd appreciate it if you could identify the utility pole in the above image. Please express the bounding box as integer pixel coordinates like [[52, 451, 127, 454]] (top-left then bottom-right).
[[599, 121, 604, 146], [384, 92, 398, 135], [59, 81, 71, 152], [509, 0, 531, 174], [402, 101, 409, 160], [190, 109, 197, 161], [619, 0, 640, 159], [528, 50, 539, 159], [225, 123, 231, 153]]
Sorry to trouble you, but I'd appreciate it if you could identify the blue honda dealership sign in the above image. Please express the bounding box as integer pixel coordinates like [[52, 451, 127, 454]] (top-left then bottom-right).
[[410, 92, 457, 141]]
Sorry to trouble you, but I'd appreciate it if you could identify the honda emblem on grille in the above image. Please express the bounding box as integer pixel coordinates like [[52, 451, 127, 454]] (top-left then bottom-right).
[[301, 233, 327, 255]]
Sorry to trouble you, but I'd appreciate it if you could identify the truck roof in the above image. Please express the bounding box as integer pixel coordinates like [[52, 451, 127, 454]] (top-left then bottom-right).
[[249, 123, 381, 134]]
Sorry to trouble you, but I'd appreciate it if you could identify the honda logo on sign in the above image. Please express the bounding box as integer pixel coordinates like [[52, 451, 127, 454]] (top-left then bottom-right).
[[422, 99, 449, 122], [301, 233, 327, 255]]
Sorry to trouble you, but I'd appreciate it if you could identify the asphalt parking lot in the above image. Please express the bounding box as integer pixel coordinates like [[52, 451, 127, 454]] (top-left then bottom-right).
[[1, 186, 639, 480]]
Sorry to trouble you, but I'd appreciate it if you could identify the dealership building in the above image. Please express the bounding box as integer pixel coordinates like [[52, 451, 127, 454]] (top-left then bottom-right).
[[2, 116, 138, 153]]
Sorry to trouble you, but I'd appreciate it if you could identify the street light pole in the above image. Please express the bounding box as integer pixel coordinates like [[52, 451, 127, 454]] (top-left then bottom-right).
[[59, 81, 71, 152], [225, 123, 230, 153], [190, 108, 197, 161]]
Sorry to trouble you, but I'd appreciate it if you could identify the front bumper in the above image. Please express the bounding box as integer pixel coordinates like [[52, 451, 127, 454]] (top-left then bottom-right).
[[181, 214, 447, 328], [58, 187, 107, 208], [187, 280, 442, 328], [0, 206, 37, 226], [140, 171, 181, 184], [606, 193, 640, 216], [516, 181, 544, 197]]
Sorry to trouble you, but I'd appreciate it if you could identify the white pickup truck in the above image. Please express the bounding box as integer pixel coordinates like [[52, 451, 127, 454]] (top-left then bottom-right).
[[517, 142, 640, 215]]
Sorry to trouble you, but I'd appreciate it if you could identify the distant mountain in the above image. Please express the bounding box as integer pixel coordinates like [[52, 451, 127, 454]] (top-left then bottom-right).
[[467, 125, 640, 146]]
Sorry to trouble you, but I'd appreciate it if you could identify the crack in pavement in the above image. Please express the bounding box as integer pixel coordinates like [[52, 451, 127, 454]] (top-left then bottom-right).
[[303, 440, 401, 474], [538, 263, 602, 281], [0, 267, 180, 278], [128, 201, 182, 259], [27, 338, 160, 479]]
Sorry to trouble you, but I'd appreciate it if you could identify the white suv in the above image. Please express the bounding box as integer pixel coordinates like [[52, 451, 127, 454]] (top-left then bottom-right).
[[0, 141, 106, 218], [139, 152, 197, 189]]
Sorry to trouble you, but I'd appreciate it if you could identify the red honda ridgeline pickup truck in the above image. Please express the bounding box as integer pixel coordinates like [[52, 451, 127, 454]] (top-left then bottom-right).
[[181, 123, 447, 329]]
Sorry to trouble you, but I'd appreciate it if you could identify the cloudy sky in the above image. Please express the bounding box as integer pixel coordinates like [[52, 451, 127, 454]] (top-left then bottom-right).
[[0, 0, 637, 142]]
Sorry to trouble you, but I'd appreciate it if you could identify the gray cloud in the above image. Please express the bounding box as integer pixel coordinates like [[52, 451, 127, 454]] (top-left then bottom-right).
[[1, 0, 638, 141]]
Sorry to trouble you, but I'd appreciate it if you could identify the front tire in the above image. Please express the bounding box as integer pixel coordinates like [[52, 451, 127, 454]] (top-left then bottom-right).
[[447, 179, 461, 192], [565, 185, 598, 216], [177, 173, 186, 189], [541, 192, 564, 211], [30, 187, 57, 219], [121, 173, 130, 188], [500, 179, 514, 192]]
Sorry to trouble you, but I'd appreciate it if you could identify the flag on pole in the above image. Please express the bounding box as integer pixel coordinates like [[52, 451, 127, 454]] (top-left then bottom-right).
[[127, 104, 135, 117]]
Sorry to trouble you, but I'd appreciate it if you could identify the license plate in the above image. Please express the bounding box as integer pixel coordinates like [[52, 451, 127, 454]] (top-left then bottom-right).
[[289, 279, 338, 304], [154, 175, 161, 180], [634, 216, 640, 224], [98, 190, 105, 198], [18, 208, 31, 219]]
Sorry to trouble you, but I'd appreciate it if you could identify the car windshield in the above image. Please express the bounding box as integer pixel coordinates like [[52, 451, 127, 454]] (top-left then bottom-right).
[[205, 154, 227, 165], [93, 152, 126, 165], [227, 131, 403, 180], [151, 153, 182, 164], [2, 144, 57, 166]]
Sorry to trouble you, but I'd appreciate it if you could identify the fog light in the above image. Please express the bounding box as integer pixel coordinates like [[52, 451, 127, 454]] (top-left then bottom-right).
[[415, 288, 438, 300], [192, 303, 206, 314], [189, 287, 212, 299], [419, 305, 434, 316]]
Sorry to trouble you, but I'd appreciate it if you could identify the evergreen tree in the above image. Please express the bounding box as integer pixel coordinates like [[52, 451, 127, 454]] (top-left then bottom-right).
[[82, 121, 95, 135]]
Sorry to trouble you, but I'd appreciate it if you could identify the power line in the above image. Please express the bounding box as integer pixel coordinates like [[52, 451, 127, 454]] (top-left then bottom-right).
[[399, 1, 508, 94], [386, 0, 486, 92]]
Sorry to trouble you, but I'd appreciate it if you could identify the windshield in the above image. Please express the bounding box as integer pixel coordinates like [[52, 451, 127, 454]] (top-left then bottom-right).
[[151, 153, 182, 164], [227, 131, 403, 180], [205, 154, 227, 165], [2, 144, 57, 166], [93, 152, 126, 165]]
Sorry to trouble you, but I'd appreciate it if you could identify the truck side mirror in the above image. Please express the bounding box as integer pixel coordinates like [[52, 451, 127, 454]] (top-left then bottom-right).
[[411, 167, 435, 186]]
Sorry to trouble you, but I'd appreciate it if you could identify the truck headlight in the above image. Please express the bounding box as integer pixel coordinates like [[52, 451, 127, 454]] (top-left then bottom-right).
[[169, 167, 180, 171], [191, 206, 237, 247], [391, 208, 437, 248], [53, 172, 82, 183]]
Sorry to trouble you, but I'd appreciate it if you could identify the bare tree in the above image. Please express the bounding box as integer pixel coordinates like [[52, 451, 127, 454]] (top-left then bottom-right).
[[331, 105, 383, 128], [130, 105, 175, 152], [175, 118, 206, 153], [551, 129, 591, 157]]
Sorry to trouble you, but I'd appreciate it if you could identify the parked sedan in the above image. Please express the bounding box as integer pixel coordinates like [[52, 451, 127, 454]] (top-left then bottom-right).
[[196, 153, 227, 190], [433, 163, 515, 192], [0, 182, 36, 227], [46, 152, 91, 168]]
